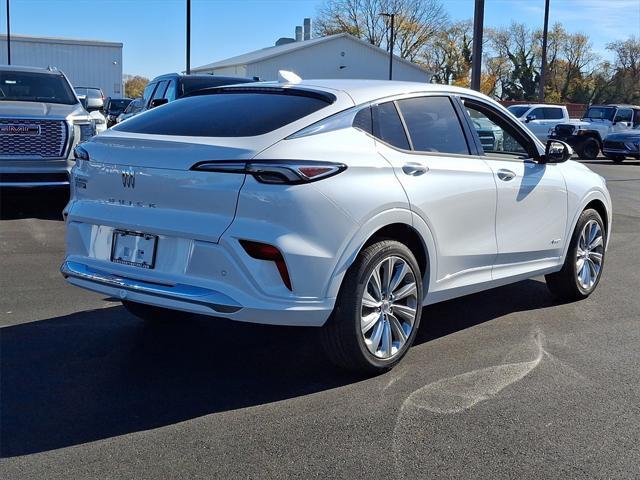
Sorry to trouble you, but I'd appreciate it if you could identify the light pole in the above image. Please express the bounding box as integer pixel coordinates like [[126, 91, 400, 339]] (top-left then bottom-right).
[[380, 12, 395, 80], [6, 0, 11, 65], [471, 0, 484, 91], [186, 0, 191, 74], [539, 0, 551, 102]]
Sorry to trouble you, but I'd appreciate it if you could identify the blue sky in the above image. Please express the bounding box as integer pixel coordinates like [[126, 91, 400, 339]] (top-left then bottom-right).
[[6, 0, 640, 79]]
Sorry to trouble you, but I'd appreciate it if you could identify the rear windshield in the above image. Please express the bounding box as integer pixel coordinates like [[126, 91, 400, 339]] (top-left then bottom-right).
[[109, 99, 131, 110], [114, 90, 332, 137], [0, 71, 77, 105], [181, 77, 254, 96]]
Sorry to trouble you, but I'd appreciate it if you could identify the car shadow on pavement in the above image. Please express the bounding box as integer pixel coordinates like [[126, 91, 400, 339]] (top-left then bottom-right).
[[0, 279, 558, 458], [0, 190, 68, 221]]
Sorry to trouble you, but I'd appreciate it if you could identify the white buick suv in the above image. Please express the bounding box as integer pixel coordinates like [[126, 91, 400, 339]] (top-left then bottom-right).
[[62, 79, 612, 373]]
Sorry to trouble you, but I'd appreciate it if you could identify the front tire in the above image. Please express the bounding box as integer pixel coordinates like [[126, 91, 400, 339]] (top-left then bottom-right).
[[577, 138, 600, 160], [545, 209, 606, 300], [321, 240, 423, 374], [122, 300, 188, 322]]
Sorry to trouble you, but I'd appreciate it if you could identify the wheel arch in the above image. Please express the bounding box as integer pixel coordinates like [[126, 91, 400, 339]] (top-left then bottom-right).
[[325, 210, 436, 299], [561, 191, 611, 262]]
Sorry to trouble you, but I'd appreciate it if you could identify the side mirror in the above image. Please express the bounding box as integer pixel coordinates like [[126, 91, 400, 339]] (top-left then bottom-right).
[[525, 114, 536, 123], [544, 139, 573, 163], [150, 98, 168, 108]]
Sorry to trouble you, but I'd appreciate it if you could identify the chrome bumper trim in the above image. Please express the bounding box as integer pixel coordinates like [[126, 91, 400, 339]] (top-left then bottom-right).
[[60, 261, 242, 313]]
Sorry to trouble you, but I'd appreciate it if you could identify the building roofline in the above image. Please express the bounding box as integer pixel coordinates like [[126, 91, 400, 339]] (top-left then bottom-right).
[[192, 33, 428, 75], [0, 33, 122, 48]]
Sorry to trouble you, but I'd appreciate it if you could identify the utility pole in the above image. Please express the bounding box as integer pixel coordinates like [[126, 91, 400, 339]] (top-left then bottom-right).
[[471, 0, 484, 91], [6, 0, 11, 65], [186, 0, 191, 74], [380, 12, 395, 80], [539, 0, 551, 102]]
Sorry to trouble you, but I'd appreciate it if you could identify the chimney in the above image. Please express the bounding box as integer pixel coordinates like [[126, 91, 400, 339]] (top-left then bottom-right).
[[303, 18, 312, 40], [295, 26, 303, 42]]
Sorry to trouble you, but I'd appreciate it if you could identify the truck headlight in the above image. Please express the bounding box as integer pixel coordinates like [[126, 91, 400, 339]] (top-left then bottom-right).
[[73, 118, 96, 141]]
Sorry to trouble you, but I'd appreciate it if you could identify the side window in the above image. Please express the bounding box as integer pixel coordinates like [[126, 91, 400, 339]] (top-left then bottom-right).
[[614, 109, 632, 123], [543, 107, 564, 120], [142, 82, 157, 107], [395, 96, 469, 155], [352, 106, 373, 134], [164, 80, 177, 102], [152, 81, 168, 101], [529, 108, 545, 119], [463, 99, 533, 158], [372, 102, 410, 150]]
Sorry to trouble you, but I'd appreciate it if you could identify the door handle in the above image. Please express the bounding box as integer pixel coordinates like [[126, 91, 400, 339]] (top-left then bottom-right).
[[402, 162, 428, 176], [497, 169, 516, 181]]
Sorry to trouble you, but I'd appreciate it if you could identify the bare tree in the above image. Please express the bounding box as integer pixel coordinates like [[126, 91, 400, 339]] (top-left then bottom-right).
[[421, 20, 472, 85], [314, 0, 448, 61]]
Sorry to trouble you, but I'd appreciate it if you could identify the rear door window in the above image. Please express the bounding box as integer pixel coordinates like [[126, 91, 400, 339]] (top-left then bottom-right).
[[372, 102, 410, 150], [114, 90, 333, 137], [396, 96, 469, 155], [543, 107, 564, 119]]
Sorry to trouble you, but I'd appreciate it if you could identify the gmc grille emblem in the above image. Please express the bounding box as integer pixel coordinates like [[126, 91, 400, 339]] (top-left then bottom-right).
[[121, 170, 135, 188], [0, 124, 41, 135]]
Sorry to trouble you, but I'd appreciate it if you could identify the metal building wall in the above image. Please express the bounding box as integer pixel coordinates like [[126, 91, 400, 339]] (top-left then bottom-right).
[[0, 35, 123, 97], [204, 36, 430, 83]]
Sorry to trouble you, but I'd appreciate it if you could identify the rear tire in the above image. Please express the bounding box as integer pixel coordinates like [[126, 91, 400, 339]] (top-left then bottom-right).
[[604, 154, 625, 163], [122, 300, 189, 322], [321, 240, 423, 374], [545, 209, 606, 301], [577, 137, 600, 160]]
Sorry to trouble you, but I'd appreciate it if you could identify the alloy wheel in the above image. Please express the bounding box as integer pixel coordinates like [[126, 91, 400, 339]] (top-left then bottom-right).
[[576, 219, 604, 291], [360, 256, 418, 359]]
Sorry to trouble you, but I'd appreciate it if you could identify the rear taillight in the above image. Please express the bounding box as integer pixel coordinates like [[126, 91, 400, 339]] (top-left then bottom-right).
[[240, 240, 292, 290], [191, 160, 346, 185]]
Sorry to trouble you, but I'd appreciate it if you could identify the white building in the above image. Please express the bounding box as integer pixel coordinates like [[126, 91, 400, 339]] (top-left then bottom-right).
[[0, 34, 123, 97], [192, 33, 431, 83]]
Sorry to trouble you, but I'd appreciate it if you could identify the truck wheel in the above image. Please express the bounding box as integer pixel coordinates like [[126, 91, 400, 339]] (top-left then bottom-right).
[[578, 138, 600, 160], [321, 240, 423, 374]]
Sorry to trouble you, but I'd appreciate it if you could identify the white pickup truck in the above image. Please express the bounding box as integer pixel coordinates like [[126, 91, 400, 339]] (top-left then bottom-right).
[[507, 104, 570, 142]]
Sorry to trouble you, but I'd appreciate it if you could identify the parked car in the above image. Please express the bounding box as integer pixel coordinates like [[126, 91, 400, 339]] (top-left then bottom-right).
[[507, 104, 570, 141], [62, 78, 611, 373], [74, 86, 104, 110], [0, 65, 95, 188], [550, 104, 640, 159], [104, 97, 132, 127], [75, 87, 107, 134], [602, 125, 640, 162], [139, 73, 256, 113], [116, 98, 143, 123]]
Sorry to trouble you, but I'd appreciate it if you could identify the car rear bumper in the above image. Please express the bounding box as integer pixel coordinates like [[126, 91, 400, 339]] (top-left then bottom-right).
[[61, 259, 335, 326]]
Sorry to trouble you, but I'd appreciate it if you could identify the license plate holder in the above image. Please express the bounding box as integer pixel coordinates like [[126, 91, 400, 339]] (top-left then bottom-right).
[[111, 230, 158, 269]]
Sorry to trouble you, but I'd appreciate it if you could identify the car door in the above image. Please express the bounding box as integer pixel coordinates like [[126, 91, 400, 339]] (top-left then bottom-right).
[[372, 95, 498, 290], [525, 107, 548, 140], [460, 97, 568, 280]]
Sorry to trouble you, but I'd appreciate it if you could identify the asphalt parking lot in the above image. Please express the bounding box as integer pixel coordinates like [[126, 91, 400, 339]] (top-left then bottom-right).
[[1, 158, 639, 479]]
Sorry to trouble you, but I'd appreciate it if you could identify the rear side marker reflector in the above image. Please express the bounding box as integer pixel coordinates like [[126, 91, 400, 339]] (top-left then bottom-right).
[[191, 160, 346, 185], [240, 240, 292, 290]]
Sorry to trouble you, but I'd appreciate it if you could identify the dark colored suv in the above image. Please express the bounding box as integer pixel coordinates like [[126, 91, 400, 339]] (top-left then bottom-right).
[[140, 73, 255, 113]]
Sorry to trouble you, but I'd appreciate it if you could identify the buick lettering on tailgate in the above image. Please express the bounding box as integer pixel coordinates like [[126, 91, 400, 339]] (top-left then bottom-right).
[[0, 124, 41, 135]]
